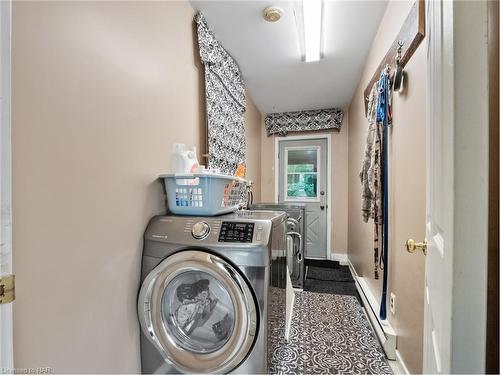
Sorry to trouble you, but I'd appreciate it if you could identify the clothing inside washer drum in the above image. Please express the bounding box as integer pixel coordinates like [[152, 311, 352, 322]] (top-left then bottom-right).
[[161, 271, 236, 353]]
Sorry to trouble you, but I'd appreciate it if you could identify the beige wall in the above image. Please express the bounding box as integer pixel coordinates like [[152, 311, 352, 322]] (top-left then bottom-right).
[[245, 93, 262, 202], [347, 1, 426, 373], [12, 1, 205, 372], [260, 112, 349, 255], [260, 119, 275, 203]]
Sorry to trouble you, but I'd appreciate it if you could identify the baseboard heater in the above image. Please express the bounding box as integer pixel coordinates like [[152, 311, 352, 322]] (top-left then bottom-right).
[[348, 261, 397, 360]]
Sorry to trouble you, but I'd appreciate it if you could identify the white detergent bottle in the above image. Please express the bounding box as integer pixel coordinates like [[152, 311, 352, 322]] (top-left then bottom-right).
[[186, 146, 199, 173], [171, 143, 199, 174]]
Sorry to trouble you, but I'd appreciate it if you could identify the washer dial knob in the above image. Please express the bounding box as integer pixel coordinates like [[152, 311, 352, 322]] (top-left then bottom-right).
[[192, 221, 210, 239]]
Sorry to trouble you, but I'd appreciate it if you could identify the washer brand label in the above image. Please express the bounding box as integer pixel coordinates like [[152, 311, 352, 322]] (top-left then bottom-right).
[[152, 234, 168, 240]]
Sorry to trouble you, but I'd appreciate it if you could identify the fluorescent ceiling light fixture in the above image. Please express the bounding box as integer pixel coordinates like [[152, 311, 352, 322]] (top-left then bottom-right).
[[302, 0, 322, 62]]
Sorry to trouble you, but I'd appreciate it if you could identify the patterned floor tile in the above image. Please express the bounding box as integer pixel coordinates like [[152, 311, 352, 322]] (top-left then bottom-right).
[[269, 291, 393, 375]]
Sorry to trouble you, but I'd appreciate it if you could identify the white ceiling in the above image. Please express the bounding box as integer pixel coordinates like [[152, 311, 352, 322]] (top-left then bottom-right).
[[190, 0, 387, 114]]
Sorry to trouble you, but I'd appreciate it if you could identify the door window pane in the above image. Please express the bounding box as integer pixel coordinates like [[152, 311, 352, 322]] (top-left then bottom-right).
[[285, 148, 319, 201], [161, 270, 235, 353]]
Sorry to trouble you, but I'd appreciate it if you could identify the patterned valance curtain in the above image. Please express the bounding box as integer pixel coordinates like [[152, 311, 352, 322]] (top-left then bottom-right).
[[265, 108, 344, 137], [195, 13, 246, 175]]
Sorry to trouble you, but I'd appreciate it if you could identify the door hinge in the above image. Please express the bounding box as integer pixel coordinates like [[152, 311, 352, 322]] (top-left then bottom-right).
[[0, 274, 15, 304]]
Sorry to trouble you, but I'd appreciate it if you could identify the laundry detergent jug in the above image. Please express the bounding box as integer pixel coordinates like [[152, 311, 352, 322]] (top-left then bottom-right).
[[170, 143, 199, 174]]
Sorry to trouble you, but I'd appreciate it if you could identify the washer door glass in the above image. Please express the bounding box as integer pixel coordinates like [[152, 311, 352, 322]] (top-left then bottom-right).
[[161, 270, 235, 353], [138, 250, 258, 374]]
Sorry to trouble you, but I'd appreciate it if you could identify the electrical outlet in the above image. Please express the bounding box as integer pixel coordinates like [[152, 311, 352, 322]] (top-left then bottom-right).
[[390, 292, 396, 315]]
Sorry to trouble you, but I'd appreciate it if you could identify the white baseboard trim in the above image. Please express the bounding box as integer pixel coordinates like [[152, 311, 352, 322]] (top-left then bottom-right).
[[329, 252, 349, 265], [395, 349, 410, 374], [347, 259, 397, 360]]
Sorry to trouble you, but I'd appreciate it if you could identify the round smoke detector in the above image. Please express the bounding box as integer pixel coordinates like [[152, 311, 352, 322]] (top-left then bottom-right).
[[263, 6, 284, 22]]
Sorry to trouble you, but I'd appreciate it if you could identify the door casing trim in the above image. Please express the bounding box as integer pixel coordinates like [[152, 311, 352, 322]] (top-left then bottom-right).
[[274, 133, 332, 260]]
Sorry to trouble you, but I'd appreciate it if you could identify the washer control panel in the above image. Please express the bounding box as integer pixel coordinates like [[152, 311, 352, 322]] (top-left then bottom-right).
[[191, 221, 210, 239], [218, 222, 254, 243]]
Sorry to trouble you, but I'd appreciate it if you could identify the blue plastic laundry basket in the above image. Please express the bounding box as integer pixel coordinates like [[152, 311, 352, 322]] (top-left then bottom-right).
[[160, 173, 247, 216]]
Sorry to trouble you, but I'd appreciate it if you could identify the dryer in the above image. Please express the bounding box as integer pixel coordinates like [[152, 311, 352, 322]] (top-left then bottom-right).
[[137, 211, 287, 374], [250, 203, 306, 289]]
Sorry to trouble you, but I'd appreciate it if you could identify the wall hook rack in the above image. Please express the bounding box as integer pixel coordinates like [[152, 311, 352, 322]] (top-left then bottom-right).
[[393, 41, 405, 92], [363, 0, 425, 114]]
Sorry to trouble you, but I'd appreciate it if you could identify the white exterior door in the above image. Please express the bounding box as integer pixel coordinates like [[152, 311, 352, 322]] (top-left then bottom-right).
[[424, 1, 490, 373], [278, 138, 328, 259]]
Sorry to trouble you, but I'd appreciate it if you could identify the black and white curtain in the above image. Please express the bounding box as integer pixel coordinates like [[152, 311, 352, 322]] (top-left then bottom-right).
[[195, 13, 246, 175], [265, 108, 344, 137]]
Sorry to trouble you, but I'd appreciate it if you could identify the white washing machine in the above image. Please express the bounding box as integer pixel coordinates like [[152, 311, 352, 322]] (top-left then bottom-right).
[[137, 211, 287, 374]]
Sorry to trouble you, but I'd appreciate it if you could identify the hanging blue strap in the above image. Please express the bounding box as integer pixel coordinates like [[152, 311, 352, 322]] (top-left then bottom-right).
[[376, 70, 390, 320], [380, 117, 389, 320]]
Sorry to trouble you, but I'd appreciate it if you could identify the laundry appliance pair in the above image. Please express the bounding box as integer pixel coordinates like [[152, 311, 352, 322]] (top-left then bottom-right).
[[137, 210, 288, 374]]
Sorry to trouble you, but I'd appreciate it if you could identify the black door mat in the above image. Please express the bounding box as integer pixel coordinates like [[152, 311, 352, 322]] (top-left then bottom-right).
[[304, 265, 361, 304], [303, 279, 361, 303], [304, 259, 342, 268], [306, 266, 354, 282]]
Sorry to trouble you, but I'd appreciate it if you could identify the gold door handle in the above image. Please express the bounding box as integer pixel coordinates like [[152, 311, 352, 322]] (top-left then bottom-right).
[[406, 239, 428, 255]]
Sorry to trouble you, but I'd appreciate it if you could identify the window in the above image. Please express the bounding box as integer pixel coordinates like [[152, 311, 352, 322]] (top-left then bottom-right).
[[284, 147, 320, 201]]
